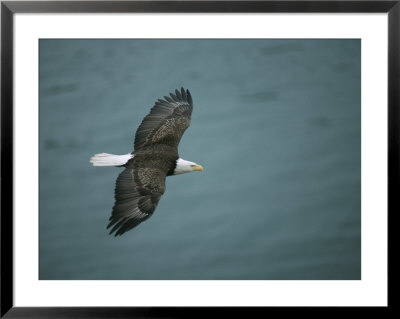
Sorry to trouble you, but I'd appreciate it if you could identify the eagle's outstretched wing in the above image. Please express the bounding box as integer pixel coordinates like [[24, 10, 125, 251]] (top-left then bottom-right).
[[108, 88, 194, 236], [107, 163, 166, 236], [133, 87, 193, 151]]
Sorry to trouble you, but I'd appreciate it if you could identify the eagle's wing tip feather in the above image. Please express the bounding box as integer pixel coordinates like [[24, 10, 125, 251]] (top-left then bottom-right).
[[170, 92, 177, 100], [167, 87, 192, 104]]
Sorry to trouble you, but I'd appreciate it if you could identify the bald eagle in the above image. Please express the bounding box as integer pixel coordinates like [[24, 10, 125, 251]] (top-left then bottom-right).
[[90, 88, 203, 236]]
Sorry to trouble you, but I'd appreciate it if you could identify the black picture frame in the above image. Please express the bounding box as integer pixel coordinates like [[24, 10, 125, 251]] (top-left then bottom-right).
[[1, 1, 396, 317]]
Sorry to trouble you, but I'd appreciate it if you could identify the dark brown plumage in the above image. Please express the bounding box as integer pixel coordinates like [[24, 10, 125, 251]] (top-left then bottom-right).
[[107, 88, 194, 236]]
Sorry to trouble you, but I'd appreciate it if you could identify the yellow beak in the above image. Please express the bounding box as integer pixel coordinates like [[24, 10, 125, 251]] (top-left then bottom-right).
[[193, 165, 204, 172]]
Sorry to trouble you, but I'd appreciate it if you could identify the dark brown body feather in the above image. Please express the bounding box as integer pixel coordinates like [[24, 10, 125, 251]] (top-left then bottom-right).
[[107, 88, 193, 236]]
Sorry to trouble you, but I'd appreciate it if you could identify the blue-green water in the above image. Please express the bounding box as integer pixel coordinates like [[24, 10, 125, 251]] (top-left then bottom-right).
[[39, 39, 360, 280]]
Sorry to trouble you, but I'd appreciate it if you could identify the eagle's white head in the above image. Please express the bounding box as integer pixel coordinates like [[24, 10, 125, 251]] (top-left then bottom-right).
[[174, 158, 203, 175]]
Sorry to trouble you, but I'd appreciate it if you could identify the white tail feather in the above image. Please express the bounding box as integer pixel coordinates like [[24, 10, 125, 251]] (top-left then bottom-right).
[[90, 153, 133, 166]]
